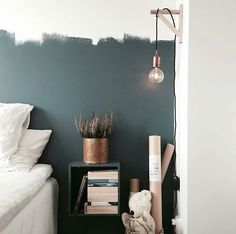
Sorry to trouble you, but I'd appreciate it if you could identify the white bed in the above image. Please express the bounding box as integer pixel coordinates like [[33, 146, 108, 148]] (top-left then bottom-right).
[[0, 164, 59, 234]]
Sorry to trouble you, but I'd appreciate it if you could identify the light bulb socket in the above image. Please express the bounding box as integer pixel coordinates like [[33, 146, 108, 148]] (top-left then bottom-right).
[[152, 55, 161, 68]]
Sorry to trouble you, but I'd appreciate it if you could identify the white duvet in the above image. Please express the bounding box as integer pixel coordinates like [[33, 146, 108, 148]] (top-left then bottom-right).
[[0, 164, 52, 231]]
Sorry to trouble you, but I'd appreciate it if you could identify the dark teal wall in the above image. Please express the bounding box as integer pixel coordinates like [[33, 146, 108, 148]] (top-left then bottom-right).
[[0, 30, 175, 234]]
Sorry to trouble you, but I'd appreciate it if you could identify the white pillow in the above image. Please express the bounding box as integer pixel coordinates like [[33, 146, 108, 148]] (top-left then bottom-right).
[[0, 103, 33, 162], [0, 129, 52, 172]]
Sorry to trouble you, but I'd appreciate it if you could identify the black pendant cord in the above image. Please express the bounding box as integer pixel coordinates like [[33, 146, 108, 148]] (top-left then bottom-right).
[[162, 7, 176, 166], [161, 7, 178, 230], [155, 9, 160, 55]]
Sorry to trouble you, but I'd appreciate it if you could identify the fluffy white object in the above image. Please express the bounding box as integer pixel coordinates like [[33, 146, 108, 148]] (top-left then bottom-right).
[[0, 129, 52, 172], [0, 164, 53, 231], [0, 103, 33, 163], [122, 190, 155, 234]]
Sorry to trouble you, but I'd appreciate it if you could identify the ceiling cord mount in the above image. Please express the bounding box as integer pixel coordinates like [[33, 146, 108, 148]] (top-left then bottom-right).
[[151, 4, 183, 43]]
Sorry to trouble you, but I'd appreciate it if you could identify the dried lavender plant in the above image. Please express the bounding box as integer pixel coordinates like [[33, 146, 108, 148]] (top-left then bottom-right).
[[75, 113, 113, 138]]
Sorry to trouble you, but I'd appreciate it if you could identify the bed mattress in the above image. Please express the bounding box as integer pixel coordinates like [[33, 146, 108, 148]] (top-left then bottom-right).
[[0, 177, 58, 234], [0, 164, 53, 232]]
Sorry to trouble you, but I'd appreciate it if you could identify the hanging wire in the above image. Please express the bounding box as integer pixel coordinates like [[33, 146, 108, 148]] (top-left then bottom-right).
[[162, 7, 176, 160], [153, 8, 178, 233], [155, 9, 160, 55], [162, 7, 178, 234]]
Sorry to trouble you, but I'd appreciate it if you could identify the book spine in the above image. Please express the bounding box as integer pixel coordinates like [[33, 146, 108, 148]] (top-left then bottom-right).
[[87, 205, 118, 214], [88, 182, 118, 187], [88, 172, 118, 180], [88, 175, 118, 180], [88, 179, 118, 183], [87, 195, 118, 202], [88, 202, 118, 206], [73, 175, 87, 214], [88, 187, 118, 194], [84, 202, 88, 214]]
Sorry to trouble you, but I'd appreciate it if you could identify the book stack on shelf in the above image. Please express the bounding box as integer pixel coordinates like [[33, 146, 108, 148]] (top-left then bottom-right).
[[86, 170, 118, 214]]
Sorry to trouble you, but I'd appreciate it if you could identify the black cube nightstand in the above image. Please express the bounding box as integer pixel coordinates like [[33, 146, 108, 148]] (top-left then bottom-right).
[[68, 161, 120, 216]]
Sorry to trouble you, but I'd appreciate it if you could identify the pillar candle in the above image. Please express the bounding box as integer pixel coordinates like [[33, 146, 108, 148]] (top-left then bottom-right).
[[129, 178, 140, 198]]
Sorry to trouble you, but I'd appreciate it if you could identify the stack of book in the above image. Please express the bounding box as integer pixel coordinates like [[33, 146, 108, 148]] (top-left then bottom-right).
[[86, 170, 118, 214]]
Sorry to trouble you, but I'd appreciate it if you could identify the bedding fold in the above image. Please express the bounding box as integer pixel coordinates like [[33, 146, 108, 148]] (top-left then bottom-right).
[[0, 164, 52, 231]]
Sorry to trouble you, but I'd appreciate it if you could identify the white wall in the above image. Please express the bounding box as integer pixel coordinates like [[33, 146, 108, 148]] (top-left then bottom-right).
[[187, 0, 236, 233], [0, 0, 176, 43], [175, 0, 188, 233]]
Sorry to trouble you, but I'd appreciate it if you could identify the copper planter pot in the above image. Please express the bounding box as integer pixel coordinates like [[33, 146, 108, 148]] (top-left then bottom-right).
[[83, 138, 108, 164]]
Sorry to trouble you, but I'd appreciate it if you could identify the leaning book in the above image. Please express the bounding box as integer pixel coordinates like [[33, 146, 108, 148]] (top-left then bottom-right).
[[73, 175, 87, 214]]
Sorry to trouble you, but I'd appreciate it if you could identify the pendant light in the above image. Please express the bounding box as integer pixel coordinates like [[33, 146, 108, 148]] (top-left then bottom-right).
[[149, 9, 164, 83]]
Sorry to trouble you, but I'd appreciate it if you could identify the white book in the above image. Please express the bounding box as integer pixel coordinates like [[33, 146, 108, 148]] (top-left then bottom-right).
[[90, 202, 111, 206]]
